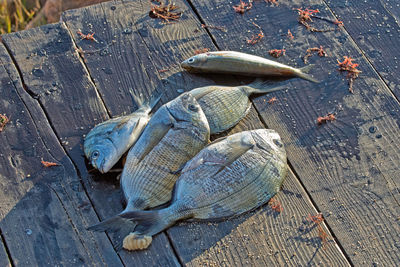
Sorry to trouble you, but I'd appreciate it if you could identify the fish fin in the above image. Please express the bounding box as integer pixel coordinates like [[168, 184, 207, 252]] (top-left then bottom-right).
[[130, 90, 163, 114], [120, 210, 175, 237], [169, 163, 185, 175], [87, 214, 137, 251], [128, 109, 174, 164], [215, 142, 254, 175], [297, 65, 319, 83], [181, 136, 229, 173], [242, 79, 288, 95], [146, 93, 163, 113], [130, 90, 145, 109]]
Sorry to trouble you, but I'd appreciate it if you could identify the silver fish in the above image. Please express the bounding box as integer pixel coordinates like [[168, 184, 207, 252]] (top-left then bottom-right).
[[114, 129, 287, 250], [87, 92, 210, 249], [84, 93, 161, 173], [190, 79, 286, 134], [181, 51, 318, 83]]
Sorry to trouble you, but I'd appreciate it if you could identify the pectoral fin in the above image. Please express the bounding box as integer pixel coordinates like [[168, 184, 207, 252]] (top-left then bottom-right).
[[214, 142, 254, 175], [128, 109, 174, 164]]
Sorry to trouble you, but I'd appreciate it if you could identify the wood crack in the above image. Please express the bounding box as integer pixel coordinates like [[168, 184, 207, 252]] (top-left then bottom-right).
[[252, 103, 353, 265], [46, 184, 101, 265], [0, 229, 15, 267], [61, 22, 112, 119], [185, 0, 221, 50], [0, 40, 124, 267]]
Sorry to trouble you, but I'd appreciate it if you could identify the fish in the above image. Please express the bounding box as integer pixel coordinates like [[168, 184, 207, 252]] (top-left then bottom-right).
[[190, 79, 287, 134], [181, 51, 318, 83], [84, 93, 161, 173], [87, 92, 210, 249], [112, 129, 287, 250]]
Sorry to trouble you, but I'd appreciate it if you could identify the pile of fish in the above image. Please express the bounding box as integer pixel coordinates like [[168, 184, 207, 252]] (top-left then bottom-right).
[[84, 51, 316, 250]]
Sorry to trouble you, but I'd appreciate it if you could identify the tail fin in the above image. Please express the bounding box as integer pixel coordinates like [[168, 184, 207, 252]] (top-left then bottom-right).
[[241, 78, 288, 95], [87, 214, 137, 251], [130, 90, 163, 114], [120, 209, 176, 236], [296, 64, 319, 83]]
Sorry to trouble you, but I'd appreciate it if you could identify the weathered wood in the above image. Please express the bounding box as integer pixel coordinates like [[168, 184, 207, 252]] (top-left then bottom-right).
[[186, 0, 400, 265], [1, 22, 179, 266], [168, 106, 349, 266], [62, 0, 220, 118], [326, 0, 400, 99], [61, 0, 350, 264], [0, 237, 11, 267], [0, 42, 120, 266]]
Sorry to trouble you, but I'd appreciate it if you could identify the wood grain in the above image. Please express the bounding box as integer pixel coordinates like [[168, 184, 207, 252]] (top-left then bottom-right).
[[62, 0, 220, 117], [168, 107, 349, 266], [62, 0, 349, 264], [325, 0, 400, 99], [0, 41, 121, 266], [1, 22, 179, 266], [186, 0, 400, 265]]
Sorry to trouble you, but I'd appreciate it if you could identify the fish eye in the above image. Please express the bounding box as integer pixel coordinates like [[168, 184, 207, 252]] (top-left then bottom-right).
[[273, 139, 283, 148], [188, 58, 195, 63], [182, 94, 190, 100], [91, 150, 100, 160], [188, 104, 198, 111]]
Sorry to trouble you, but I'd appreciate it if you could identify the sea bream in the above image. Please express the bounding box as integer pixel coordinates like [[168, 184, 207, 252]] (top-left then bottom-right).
[[116, 129, 287, 250], [84, 93, 161, 173], [88, 92, 210, 249], [189, 79, 287, 134], [181, 51, 318, 83]]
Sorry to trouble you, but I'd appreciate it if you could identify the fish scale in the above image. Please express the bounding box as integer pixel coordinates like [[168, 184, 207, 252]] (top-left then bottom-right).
[[181, 51, 319, 83], [196, 86, 251, 134], [87, 92, 211, 251], [179, 153, 280, 219], [124, 127, 207, 208], [113, 129, 287, 247], [190, 81, 288, 134]]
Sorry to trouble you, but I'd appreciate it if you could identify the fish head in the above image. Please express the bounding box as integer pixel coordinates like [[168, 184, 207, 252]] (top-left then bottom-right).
[[84, 116, 145, 173], [251, 129, 286, 163], [181, 53, 209, 72], [167, 92, 207, 126]]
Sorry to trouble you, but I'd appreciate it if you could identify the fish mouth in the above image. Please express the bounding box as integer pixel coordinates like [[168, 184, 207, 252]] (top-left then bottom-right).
[[180, 61, 191, 70], [92, 158, 107, 174]]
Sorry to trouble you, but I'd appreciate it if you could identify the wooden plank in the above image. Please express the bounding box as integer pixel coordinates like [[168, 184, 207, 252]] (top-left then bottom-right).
[[0, 236, 11, 267], [62, 0, 220, 117], [63, 0, 348, 264], [0, 42, 120, 266], [168, 106, 349, 266], [325, 0, 400, 99], [186, 0, 400, 265], [1, 23, 179, 266]]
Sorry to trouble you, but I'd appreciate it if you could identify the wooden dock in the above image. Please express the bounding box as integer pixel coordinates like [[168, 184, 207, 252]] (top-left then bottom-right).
[[0, 0, 399, 266]]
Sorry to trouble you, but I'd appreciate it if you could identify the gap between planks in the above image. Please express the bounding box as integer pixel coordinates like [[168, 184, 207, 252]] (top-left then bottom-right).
[[60, 14, 183, 263], [0, 36, 125, 266], [185, 0, 353, 264], [64, 0, 351, 262], [0, 229, 14, 267], [320, 0, 400, 110]]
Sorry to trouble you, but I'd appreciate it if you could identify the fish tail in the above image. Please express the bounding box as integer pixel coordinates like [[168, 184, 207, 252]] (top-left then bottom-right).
[[296, 65, 319, 83], [242, 78, 288, 95], [146, 92, 163, 112], [130, 90, 163, 113], [87, 213, 138, 251], [120, 208, 178, 237]]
